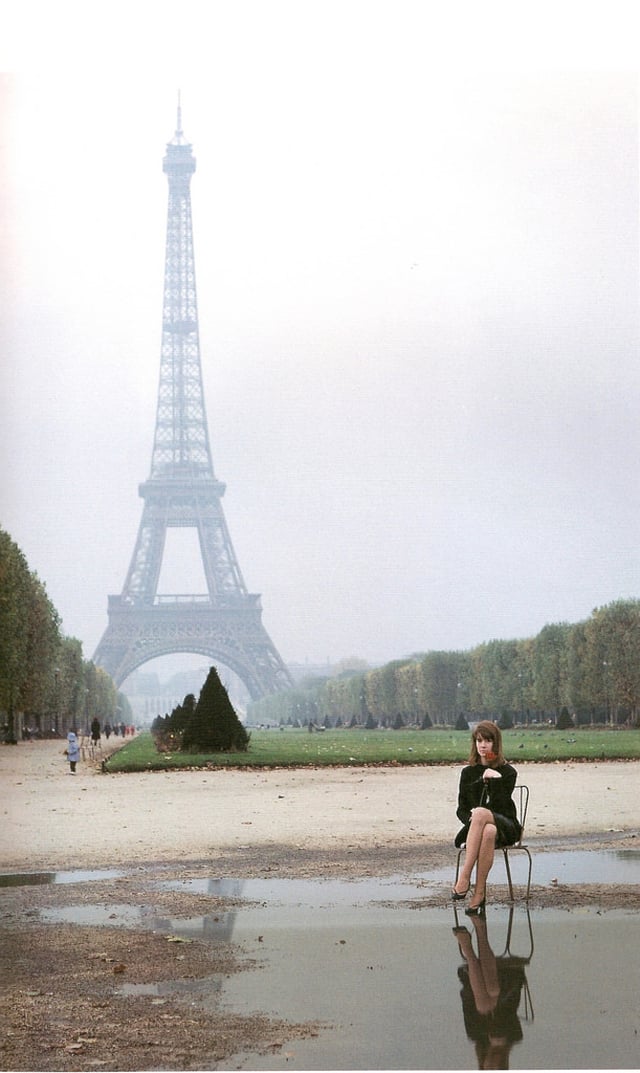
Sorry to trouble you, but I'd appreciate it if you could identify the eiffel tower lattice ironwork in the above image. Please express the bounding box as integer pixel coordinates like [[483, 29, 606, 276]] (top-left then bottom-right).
[[94, 106, 292, 698]]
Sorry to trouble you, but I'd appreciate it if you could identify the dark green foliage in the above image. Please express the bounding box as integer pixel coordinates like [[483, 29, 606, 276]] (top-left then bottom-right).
[[171, 693, 197, 734], [365, 712, 378, 729], [182, 667, 250, 752], [393, 712, 405, 729], [455, 712, 470, 731], [246, 597, 640, 729], [556, 706, 574, 730], [0, 527, 119, 738], [420, 711, 433, 729], [151, 694, 198, 752], [498, 710, 514, 730]]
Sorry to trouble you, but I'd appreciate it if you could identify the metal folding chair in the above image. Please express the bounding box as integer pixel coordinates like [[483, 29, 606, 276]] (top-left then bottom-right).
[[455, 783, 532, 901]]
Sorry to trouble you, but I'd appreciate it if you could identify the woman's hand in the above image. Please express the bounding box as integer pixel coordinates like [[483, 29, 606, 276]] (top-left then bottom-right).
[[482, 768, 502, 780]]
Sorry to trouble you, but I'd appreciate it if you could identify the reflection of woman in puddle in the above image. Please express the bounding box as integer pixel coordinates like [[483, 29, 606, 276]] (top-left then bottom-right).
[[452, 721, 521, 914], [453, 915, 525, 1069]]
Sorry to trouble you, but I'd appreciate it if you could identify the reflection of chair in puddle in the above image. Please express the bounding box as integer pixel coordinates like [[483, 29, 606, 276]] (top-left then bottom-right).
[[452, 906, 533, 1069]]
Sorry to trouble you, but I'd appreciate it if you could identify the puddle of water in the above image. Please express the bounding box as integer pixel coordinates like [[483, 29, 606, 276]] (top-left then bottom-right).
[[428, 847, 640, 888], [43, 896, 639, 1068], [533, 846, 640, 884], [159, 874, 423, 907], [40, 903, 145, 927], [2, 848, 638, 894], [0, 868, 125, 888], [30, 861, 640, 1069], [222, 905, 639, 1071], [160, 849, 640, 907], [40, 903, 240, 942]]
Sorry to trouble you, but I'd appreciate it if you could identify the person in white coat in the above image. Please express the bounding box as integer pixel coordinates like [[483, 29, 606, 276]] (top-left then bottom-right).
[[65, 729, 80, 774]]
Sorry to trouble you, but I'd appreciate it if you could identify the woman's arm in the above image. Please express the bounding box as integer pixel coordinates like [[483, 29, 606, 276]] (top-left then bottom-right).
[[456, 766, 483, 823], [485, 764, 517, 812], [499, 764, 517, 795]]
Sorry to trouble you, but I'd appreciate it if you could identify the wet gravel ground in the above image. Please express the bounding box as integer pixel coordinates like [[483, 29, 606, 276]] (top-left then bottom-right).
[[1, 833, 639, 1071]]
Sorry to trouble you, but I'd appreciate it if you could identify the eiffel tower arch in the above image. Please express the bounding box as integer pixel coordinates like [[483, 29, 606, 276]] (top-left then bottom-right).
[[94, 105, 292, 700]]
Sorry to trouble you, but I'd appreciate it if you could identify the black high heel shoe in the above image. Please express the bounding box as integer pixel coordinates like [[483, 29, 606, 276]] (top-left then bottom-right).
[[465, 898, 486, 916], [451, 884, 470, 901]]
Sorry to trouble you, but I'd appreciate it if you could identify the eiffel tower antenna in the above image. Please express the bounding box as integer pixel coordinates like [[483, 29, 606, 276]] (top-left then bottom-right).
[[94, 108, 292, 698], [175, 89, 183, 140]]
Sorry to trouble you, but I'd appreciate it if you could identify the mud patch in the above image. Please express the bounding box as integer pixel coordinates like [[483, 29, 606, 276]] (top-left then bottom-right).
[[0, 923, 323, 1071]]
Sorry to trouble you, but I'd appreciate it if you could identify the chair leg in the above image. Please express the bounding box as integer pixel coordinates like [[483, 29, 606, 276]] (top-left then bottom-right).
[[523, 847, 532, 901], [502, 848, 514, 902], [455, 848, 463, 886], [501, 847, 533, 901], [503, 905, 515, 954]]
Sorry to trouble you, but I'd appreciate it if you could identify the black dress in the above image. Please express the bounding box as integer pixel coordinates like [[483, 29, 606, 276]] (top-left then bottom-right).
[[458, 959, 525, 1049], [455, 763, 522, 848]]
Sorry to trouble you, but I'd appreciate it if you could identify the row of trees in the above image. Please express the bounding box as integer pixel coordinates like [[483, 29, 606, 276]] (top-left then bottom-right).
[[0, 528, 130, 741], [248, 599, 640, 729]]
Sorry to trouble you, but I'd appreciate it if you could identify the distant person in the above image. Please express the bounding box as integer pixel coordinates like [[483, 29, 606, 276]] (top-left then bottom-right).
[[452, 721, 521, 914], [91, 718, 101, 745], [104, 722, 112, 739], [65, 729, 80, 774]]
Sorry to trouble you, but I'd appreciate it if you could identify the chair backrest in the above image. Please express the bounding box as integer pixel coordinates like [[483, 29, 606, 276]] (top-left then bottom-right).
[[513, 784, 529, 840]]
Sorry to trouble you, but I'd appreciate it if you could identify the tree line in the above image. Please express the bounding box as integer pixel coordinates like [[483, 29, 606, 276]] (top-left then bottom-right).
[[248, 599, 640, 729], [0, 528, 130, 741]]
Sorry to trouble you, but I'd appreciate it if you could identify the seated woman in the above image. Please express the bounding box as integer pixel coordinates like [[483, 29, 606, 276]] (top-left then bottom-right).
[[452, 721, 521, 914]]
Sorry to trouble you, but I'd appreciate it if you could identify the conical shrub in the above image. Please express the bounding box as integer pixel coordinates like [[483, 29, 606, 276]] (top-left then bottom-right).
[[182, 667, 250, 752]]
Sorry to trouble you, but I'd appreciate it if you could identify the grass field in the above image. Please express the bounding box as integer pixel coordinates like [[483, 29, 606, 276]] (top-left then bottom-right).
[[104, 726, 640, 773]]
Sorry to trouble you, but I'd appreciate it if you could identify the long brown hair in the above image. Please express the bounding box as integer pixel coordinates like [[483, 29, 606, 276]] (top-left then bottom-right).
[[468, 720, 505, 766]]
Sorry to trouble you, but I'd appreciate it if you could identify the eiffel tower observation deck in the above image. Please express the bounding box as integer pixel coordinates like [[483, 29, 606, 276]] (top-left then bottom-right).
[[94, 105, 292, 699]]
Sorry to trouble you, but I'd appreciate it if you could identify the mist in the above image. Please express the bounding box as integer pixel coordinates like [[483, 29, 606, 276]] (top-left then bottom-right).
[[2, 2, 639, 677]]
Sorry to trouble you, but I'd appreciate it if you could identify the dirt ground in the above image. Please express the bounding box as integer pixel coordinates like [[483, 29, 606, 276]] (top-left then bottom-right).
[[1, 740, 639, 1071]]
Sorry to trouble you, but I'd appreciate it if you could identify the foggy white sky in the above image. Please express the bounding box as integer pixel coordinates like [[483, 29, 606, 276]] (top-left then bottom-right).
[[2, 1, 640, 673]]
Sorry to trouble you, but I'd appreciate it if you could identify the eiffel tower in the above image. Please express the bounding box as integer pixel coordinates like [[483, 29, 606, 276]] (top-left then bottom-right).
[[94, 105, 292, 699]]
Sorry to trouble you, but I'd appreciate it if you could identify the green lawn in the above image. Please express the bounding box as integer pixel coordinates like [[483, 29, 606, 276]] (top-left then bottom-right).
[[104, 726, 640, 773]]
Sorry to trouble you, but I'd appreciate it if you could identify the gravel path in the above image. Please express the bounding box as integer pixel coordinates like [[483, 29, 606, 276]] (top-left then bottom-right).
[[2, 739, 638, 873]]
